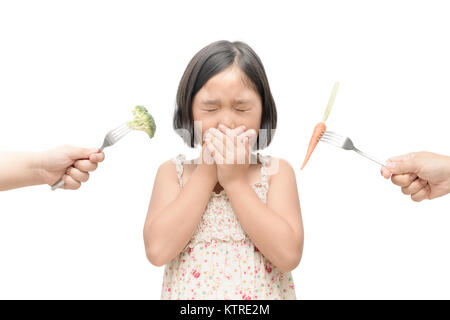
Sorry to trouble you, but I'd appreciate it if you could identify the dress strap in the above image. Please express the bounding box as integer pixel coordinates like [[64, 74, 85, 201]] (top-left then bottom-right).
[[258, 153, 271, 190], [171, 153, 186, 187]]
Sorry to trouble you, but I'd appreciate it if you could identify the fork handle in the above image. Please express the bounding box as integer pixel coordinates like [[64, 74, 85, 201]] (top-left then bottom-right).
[[51, 178, 65, 191], [353, 148, 387, 167]]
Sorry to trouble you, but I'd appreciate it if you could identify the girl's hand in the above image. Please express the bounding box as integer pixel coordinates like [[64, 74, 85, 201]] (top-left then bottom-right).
[[204, 124, 257, 189], [38, 145, 105, 190], [196, 138, 218, 185]]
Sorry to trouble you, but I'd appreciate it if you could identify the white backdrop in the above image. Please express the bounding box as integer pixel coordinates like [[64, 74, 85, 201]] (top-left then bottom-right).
[[0, 0, 449, 299]]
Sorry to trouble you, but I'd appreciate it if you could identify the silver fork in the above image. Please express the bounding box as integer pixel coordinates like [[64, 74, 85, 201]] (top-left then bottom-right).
[[50, 123, 131, 190], [320, 131, 386, 166]]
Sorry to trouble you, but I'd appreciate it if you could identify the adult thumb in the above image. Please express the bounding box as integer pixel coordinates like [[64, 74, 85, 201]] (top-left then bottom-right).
[[65, 145, 99, 160], [385, 153, 419, 175]]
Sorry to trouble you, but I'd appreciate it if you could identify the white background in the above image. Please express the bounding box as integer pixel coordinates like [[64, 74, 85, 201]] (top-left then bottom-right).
[[0, 0, 449, 299]]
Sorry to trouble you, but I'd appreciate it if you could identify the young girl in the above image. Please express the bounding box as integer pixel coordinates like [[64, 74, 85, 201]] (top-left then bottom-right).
[[143, 40, 303, 300]]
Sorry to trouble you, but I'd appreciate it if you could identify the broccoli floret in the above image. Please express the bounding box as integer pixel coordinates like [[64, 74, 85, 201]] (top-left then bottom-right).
[[126, 105, 156, 139]]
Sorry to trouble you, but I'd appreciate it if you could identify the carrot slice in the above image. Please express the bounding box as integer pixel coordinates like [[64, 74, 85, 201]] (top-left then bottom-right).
[[301, 121, 326, 170]]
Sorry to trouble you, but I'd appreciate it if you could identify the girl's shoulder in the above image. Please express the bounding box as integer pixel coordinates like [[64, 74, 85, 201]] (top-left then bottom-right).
[[170, 153, 199, 166], [261, 155, 296, 183], [155, 154, 186, 186]]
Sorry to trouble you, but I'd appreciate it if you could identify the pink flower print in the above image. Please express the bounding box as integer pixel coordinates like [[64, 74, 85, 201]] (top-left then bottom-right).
[[265, 264, 272, 273], [192, 269, 201, 278], [187, 248, 192, 255], [254, 246, 260, 252], [242, 294, 252, 300]]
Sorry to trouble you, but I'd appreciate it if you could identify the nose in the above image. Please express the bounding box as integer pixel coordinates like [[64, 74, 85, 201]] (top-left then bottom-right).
[[220, 112, 237, 129]]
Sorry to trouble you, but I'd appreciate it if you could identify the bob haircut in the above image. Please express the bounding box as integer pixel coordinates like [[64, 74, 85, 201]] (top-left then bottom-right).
[[173, 40, 277, 150]]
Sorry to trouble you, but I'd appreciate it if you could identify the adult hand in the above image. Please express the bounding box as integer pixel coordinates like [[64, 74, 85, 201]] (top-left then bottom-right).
[[38, 145, 105, 190], [381, 152, 450, 201]]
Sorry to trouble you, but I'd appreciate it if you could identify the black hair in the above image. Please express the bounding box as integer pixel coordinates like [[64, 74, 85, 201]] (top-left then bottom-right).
[[173, 40, 277, 150]]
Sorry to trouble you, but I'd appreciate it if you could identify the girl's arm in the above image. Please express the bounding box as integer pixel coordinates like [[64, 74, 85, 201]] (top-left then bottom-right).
[[224, 158, 304, 272], [143, 160, 217, 267]]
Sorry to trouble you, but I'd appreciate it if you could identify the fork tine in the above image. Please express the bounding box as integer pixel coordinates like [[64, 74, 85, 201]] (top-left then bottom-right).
[[110, 123, 128, 135], [111, 128, 131, 143], [320, 136, 342, 147], [111, 125, 130, 139], [322, 131, 344, 139], [320, 134, 343, 144], [108, 123, 127, 133]]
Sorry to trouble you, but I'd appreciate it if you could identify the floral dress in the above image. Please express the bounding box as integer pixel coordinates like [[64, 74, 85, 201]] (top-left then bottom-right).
[[160, 153, 296, 300]]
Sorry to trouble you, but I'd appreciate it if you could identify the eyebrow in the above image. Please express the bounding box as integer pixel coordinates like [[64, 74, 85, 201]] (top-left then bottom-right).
[[201, 99, 251, 106]]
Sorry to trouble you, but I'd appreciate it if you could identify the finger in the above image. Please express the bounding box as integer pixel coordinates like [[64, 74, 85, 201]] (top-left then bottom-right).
[[206, 140, 224, 165], [219, 125, 252, 164], [89, 152, 105, 163], [411, 184, 431, 202], [231, 125, 247, 137], [380, 166, 392, 179], [205, 139, 215, 158], [391, 173, 417, 187], [238, 129, 257, 147], [64, 145, 100, 160], [244, 136, 250, 164], [62, 174, 81, 190], [208, 127, 233, 153], [385, 152, 419, 175], [401, 178, 428, 195], [218, 124, 246, 139], [219, 124, 247, 151], [206, 131, 226, 159], [387, 153, 414, 162], [74, 159, 98, 172], [67, 166, 90, 183], [210, 137, 230, 163], [201, 140, 215, 165]]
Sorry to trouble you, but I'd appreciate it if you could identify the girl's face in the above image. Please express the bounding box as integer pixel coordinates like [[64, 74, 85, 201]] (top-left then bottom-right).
[[192, 65, 262, 144]]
